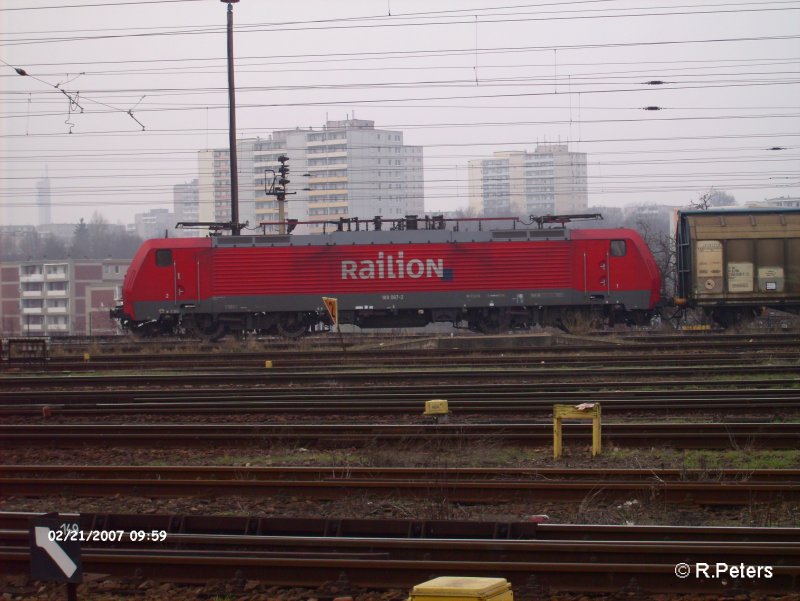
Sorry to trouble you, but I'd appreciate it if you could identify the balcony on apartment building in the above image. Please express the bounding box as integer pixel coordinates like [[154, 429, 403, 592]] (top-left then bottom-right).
[[20, 270, 44, 283], [45, 284, 68, 297], [21, 285, 44, 298], [44, 265, 68, 280], [307, 162, 348, 174]]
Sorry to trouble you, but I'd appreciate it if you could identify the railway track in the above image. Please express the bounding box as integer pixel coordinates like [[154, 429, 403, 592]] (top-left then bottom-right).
[[3, 373, 800, 423], [5, 333, 797, 595], [3, 386, 800, 417], [2, 364, 799, 392], [8, 335, 799, 372], [12, 351, 800, 373], [0, 512, 797, 592], [0, 465, 800, 506], [3, 510, 798, 542], [7, 464, 800, 483], [1, 421, 798, 449], [37, 331, 800, 355], [0, 364, 800, 398]]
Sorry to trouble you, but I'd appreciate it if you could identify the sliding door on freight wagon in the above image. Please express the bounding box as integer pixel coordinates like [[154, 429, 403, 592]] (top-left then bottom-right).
[[684, 209, 800, 306]]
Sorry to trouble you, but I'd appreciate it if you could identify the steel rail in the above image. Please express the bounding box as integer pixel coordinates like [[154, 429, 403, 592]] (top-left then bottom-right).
[[4, 464, 800, 483], [26, 354, 800, 373], [1, 528, 798, 564], [0, 540, 797, 592], [40, 332, 800, 354], [2, 473, 798, 505], [41, 342, 800, 360], [2, 384, 799, 422], [2, 363, 799, 390], [3, 386, 800, 417], [3, 378, 799, 403], [1, 422, 798, 449], [21, 345, 800, 372], [3, 510, 799, 543]]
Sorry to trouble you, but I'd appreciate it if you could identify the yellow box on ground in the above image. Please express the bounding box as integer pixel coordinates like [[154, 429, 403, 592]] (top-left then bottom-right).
[[407, 577, 512, 601], [423, 399, 449, 416]]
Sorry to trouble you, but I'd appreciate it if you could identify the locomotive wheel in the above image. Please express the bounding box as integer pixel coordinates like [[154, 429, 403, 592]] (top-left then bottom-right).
[[276, 315, 308, 338], [131, 322, 158, 338], [477, 310, 510, 335], [186, 315, 226, 341]]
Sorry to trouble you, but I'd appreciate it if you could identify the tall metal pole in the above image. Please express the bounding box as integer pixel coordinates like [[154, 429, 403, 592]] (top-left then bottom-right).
[[223, 1, 241, 235]]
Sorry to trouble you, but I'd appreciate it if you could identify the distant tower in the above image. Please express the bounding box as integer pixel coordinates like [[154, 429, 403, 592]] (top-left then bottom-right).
[[36, 168, 52, 226]]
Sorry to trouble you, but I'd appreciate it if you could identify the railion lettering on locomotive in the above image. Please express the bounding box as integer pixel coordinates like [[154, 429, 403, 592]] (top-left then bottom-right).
[[341, 251, 445, 280]]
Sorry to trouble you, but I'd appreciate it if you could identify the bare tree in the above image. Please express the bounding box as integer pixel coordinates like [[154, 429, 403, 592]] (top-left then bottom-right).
[[691, 188, 736, 210], [634, 217, 676, 298]]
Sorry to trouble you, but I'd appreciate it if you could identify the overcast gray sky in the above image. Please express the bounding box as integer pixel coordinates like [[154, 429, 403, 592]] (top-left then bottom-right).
[[1, 0, 799, 227]]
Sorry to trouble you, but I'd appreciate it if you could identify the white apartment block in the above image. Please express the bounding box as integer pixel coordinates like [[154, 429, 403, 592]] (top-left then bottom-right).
[[468, 145, 587, 218], [252, 119, 424, 232]]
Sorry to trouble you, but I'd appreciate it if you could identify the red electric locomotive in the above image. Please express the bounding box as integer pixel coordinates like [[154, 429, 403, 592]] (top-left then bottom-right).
[[111, 216, 662, 339]]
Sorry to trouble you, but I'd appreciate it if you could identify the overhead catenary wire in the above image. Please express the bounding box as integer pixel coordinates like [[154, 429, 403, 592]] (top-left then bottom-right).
[[1, 1, 797, 222], [2, 2, 800, 46]]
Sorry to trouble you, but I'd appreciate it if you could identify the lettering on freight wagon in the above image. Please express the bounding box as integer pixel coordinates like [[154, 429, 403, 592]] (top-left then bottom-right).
[[341, 252, 448, 280]]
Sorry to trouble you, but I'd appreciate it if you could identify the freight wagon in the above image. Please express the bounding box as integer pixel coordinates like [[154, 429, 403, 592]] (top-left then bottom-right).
[[675, 207, 800, 325], [111, 217, 662, 339]]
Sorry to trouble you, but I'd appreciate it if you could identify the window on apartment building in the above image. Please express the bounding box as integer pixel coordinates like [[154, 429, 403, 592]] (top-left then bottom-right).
[[22, 299, 44, 309], [46, 298, 67, 309], [47, 281, 67, 292], [45, 264, 67, 276]]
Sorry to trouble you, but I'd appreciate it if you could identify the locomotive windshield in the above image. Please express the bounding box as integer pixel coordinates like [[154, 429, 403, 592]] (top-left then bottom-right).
[[155, 249, 173, 267], [610, 240, 627, 257]]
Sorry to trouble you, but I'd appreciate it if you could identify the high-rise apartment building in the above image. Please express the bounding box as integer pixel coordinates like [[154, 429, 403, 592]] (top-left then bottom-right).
[[251, 119, 424, 232], [197, 139, 258, 230], [193, 120, 423, 235], [468, 145, 587, 218], [173, 179, 199, 235]]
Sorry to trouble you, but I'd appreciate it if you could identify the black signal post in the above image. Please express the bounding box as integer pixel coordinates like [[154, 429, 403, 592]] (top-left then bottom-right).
[[277, 155, 289, 233], [222, 0, 241, 235]]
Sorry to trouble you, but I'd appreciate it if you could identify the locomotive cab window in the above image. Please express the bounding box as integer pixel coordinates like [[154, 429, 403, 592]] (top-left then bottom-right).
[[155, 249, 173, 267], [610, 240, 627, 257]]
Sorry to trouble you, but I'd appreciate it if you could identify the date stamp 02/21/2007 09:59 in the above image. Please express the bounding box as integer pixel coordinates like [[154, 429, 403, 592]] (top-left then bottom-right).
[[48, 524, 168, 544]]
